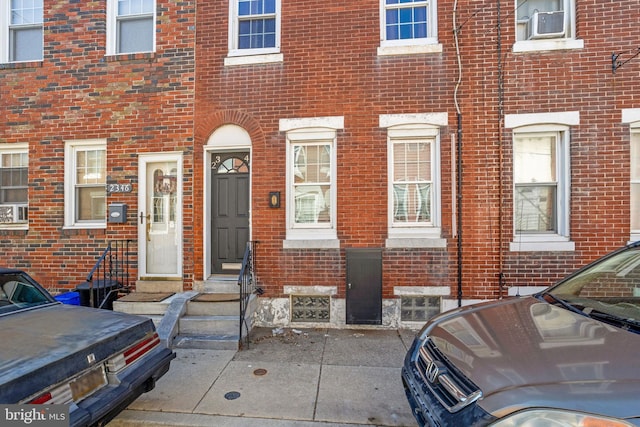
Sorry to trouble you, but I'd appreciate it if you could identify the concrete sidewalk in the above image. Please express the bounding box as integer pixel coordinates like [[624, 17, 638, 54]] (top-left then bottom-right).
[[109, 327, 420, 427]]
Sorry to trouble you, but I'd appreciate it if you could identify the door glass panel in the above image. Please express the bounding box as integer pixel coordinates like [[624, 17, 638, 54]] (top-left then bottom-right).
[[145, 161, 178, 275]]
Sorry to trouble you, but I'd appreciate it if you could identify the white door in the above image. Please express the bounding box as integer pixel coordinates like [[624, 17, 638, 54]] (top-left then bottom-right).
[[138, 154, 182, 278]]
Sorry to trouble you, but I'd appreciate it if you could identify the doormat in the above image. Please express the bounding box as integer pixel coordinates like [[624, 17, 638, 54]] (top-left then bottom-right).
[[118, 292, 175, 302], [192, 293, 240, 303]]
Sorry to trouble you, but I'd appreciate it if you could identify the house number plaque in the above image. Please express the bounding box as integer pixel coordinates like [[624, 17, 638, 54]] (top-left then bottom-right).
[[106, 183, 133, 193]]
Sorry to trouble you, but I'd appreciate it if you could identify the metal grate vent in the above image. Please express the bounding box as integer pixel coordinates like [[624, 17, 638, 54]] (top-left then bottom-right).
[[291, 295, 330, 322]]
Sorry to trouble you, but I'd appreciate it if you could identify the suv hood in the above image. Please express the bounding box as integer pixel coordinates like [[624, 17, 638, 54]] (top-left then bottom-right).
[[425, 296, 640, 419]]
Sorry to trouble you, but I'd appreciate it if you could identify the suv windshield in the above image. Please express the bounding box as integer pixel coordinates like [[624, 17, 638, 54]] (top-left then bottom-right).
[[544, 246, 640, 331], [0, 274, 53, 315]]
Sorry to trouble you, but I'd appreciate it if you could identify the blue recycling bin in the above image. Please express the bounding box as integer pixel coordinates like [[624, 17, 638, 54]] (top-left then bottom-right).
[[54, 291, 81, 306]]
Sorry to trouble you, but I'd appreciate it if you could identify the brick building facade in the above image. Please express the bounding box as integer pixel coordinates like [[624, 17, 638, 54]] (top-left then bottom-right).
[[1, 0, 639, 328]]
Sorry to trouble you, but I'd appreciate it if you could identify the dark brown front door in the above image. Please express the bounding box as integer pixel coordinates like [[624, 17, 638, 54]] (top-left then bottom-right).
[[212, 153, 250, 274]]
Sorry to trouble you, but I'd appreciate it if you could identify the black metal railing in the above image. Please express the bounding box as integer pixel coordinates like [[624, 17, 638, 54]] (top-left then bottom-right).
[[238, 241, 259, 349], [79, 240, 133, 310]]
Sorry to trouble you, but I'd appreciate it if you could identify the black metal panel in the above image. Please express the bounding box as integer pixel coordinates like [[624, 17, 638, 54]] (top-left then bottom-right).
[[346, 248, 382, 325]]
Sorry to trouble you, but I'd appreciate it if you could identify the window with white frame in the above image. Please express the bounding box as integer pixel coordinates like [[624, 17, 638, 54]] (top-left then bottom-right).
[[624, 109, 640, 241], [514, 0, 582, 52], [382, 114, 446, 247], [0, 144, 28, 226], [506, 112, 577, 251], [280, 117, 342, 247], [107, 0, 155, 55], [228, 0, 280, 58], [631, 130, 640, 235], [0, 0, 43, 63], [64, 140, 106, 228], [292, 144, 331, 225], [391, 136, 435, 225], [378, 0, 440, 56], [514, 134, 561, 233]]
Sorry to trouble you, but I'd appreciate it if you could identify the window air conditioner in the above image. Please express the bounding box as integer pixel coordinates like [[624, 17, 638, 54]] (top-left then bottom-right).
[[528, 11, 565, 39], [0, 204, 28, 223]]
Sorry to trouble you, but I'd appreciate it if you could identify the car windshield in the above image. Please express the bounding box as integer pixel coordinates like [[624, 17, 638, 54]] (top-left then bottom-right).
[[544, 246, 640, 331], [0, 274, 54, 315]]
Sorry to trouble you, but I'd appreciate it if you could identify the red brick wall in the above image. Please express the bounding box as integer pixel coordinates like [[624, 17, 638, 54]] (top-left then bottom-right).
[[194, 0, 460, 298], [194, 0, 640, 301], [0, 0, 196, 291], [2, 0, 639, 303]]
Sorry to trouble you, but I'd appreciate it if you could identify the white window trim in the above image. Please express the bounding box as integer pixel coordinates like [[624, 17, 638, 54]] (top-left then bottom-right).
[[0, 143, 29, 230], [106, 0, 157, 56], [506, 111, 578, 252], [513, 38, 583, 53], [623, 109, 640, 242], [224, 52, 283, 66], [381, 113, 447, 248], [513, 0, 583, 53], [378, 0, 442, 56], [0, 3, 10, 63], [280, 117, 343, 248], [0, 1, 43, 63], [226, 0, 282, 65], [622, 109, 640, 126], [64, 139, 107, 229]]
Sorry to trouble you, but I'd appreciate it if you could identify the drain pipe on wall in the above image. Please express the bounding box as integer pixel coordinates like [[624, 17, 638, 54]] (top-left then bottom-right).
[[453, 0, 463, 307], [497, 0, 506, 299]]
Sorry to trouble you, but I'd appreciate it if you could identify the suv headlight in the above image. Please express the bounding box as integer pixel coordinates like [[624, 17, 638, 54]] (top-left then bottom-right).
[[491, 409, 635, 427]]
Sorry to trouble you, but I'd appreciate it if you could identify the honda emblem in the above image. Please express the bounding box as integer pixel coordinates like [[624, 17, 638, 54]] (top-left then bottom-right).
[[425, 361, 439, 383]]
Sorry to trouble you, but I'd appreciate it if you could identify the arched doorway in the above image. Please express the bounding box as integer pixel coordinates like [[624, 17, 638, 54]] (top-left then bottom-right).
[[211, 153, 250, 274]]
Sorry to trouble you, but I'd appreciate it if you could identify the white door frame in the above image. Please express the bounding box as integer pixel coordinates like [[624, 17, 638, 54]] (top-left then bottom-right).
[[138, 152, 183, 279], [203, 125, 252, 279]]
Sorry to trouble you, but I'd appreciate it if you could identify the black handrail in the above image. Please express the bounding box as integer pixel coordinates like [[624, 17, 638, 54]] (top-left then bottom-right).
[[81, 240, 133, 310], [238, 241, 258, 349]]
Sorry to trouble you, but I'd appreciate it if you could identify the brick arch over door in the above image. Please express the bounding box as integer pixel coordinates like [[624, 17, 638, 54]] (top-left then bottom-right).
[[195, 110, 265, 147]]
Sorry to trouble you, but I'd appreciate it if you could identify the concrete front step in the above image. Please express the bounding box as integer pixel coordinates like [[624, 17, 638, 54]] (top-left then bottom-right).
[[113, 287, 256, 351], [194, 276, 240, 294], [178, 315, 239, 336], [187, 299, 238, 316], [135, 280, 184, 293], [113, 299, 171, 316], [173, 334, 240, 350], [114, 290, 241, 317]]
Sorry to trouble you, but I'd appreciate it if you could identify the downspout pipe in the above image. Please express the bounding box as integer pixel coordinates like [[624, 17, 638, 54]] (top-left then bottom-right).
[[453, 0, 463, 307], [497, 0, 505, 298], [456, 113, 463, 307]]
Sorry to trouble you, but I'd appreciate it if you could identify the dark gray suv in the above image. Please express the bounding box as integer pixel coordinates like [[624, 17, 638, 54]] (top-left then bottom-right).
[[402, 243, 640, 426]]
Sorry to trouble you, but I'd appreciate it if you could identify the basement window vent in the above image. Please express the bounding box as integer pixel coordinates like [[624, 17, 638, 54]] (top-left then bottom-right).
[[291, 295, 330, 323], [401, 296, 441, 322]]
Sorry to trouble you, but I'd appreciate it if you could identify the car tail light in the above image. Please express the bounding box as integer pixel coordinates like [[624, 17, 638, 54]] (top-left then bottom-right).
[[29, 393, 52, 404], [107, 332, 160, 373], [27, 383, 73, 405]]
